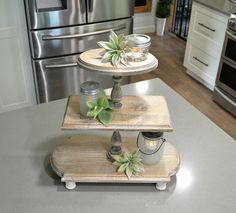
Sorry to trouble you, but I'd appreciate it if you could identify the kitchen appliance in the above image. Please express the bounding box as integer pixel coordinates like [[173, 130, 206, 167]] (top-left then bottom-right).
[[213, 13, 236, 116], [24, 0, 134, 103]]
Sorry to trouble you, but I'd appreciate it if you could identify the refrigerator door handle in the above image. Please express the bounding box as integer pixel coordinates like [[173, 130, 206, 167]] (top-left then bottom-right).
[[45, 63, 78, 69], [80, 0, 86, 14], [88, 0, 94, 12], [42, 25, 126, 40]]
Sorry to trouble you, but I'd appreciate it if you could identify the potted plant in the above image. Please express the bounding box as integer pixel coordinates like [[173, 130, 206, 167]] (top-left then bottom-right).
[[155, 0, 172, 36]]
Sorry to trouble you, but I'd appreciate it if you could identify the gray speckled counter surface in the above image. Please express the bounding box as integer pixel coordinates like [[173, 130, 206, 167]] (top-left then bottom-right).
[[0, 78, 235, 213], [194, 0, 236, 15]]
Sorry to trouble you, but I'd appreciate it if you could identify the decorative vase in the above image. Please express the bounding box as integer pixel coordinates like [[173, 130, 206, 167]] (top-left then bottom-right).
[[156, 17, 167, 36]]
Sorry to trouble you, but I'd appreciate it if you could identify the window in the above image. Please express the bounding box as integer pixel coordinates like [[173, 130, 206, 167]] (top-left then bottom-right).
[[134, 0, 152, 13]]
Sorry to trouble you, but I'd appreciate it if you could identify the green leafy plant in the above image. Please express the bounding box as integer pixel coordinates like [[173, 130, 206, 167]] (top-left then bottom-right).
[[156, 0, 173, 18], [97, 30, 129, 66], [87, 91, 113, 126], [113, 150, 144, 179]]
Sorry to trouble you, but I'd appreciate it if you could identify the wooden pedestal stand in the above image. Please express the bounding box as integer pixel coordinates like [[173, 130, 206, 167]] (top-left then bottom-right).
[[51, 49, 180, 190], [77, 48, 159, 158], [78, 48, 158, 110]]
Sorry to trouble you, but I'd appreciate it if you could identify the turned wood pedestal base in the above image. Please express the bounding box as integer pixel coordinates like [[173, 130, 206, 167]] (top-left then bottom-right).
[[51, 135, 180, 191]]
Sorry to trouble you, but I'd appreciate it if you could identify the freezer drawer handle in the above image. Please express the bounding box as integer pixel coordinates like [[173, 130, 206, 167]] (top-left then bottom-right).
[[192, 56, 209, 67], [198, 23, 216, 32], [42, 25, 126, 40], [45, 62, 78, 69]]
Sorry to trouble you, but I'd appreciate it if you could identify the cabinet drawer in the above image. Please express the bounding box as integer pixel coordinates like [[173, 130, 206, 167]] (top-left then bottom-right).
[[185, 42, 219, 87], [190, 2, 227, 46]]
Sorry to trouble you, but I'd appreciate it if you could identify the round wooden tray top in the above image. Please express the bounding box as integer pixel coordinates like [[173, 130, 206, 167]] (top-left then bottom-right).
[[78, 48, 158, 76]]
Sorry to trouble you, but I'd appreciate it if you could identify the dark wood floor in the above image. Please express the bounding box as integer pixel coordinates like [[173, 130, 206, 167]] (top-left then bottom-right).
[[130, 33, 236, 140]]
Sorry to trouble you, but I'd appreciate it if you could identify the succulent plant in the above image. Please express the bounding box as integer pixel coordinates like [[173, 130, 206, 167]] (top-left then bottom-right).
[[113, 150, 144, 179], [97, 30, 129, 66]]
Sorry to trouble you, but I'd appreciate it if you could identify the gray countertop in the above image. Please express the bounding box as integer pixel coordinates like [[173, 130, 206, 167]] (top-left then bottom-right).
[[0, 78, 235, 213], [194, 0, 235, 15]]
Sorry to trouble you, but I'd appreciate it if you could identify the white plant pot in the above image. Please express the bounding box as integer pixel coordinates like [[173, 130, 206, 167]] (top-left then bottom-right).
[[156, 17, 167, 36]]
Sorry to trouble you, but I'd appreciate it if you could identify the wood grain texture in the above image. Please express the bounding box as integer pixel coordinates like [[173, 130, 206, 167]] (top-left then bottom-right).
[[130, 33, 236, 140], [62, 95, 173, 132], [77, 48, 158, 76], [51, 135, 180, 183]]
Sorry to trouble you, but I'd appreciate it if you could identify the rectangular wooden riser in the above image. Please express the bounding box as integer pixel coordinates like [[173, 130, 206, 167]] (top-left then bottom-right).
[[62, 95, 173, 132], [51, 135, 180, 184]]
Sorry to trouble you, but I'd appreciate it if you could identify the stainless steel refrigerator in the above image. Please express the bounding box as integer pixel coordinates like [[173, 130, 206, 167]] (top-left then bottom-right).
[[24, 0, 134, 103]]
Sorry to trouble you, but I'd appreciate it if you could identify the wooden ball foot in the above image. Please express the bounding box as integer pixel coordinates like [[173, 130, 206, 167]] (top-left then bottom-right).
[[155, 182, 167, 190], [65, 181, 76, 190]]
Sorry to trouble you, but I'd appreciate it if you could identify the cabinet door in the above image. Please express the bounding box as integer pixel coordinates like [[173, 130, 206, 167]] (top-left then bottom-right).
[[184, 2, 228, 91], [0, 0, 36, 113], [185, 40, 219, 90], [189, 3, 227, 46]]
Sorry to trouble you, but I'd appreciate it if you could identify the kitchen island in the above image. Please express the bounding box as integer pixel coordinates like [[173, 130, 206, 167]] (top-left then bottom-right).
[[0, 78, 235, 213]]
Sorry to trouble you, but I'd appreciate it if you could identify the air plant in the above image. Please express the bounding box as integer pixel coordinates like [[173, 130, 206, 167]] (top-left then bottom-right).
[[113, 150, 144, 179], [97, 30, 130, 66]]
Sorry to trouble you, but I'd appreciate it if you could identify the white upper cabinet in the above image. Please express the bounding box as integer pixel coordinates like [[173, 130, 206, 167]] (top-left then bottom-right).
[[184, 2, 228, 91], [0, 0, 35, 113]]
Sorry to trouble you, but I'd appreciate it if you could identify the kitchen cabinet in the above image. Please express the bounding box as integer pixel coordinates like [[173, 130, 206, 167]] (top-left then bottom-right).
[[184, 2, 228, 90], [0, 0, 35, 113]]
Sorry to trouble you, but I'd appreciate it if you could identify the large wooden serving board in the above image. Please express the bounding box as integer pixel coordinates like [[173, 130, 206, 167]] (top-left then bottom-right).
[[77, 48, 158, 76], [62, 95, 173, 132], [51, 135, 180, 184]]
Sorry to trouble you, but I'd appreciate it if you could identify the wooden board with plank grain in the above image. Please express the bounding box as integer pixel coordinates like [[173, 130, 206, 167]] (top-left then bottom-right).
[[62, 95, 173, 132], [51, 135, 180, 184]]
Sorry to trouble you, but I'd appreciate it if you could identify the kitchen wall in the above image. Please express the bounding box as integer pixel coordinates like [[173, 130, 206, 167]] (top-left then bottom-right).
[[133, 0, 157, 33], [133, 0, 174, 34]]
